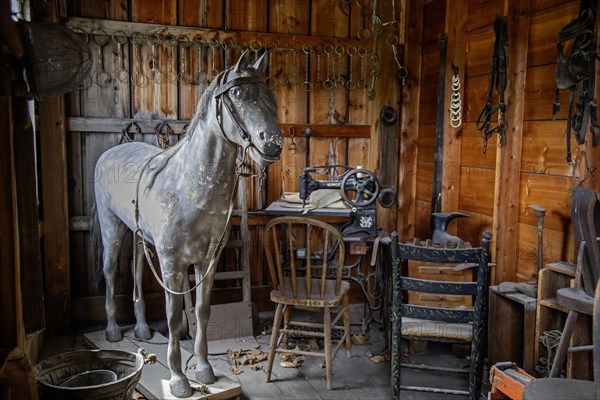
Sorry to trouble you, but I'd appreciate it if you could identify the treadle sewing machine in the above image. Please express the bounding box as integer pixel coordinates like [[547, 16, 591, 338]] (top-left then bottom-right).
[[298, 164, 396, 237], [265, 164, 395, 334]]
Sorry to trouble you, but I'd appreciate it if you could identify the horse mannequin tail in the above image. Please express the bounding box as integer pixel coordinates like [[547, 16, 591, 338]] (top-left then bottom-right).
[[89, 201, 105, 294]]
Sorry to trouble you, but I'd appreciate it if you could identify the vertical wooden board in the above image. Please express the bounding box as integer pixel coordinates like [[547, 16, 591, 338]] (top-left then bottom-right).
[[418, 42, 439, 124], [39, 97, 71, 333], [414, 199, 431, 239], [456, 211, 493, 246], [465, 26, 495, 78], [421, 0, 446, 44], [492, 1, 531, 284], [521, 120, 573, 176], [269, 0, 310, 35], [269, 0, 309, 124], [346, 0, 372, 126], [311, 0, 350, 39], [460, 122, 498, 165], [417, 122, 435, 164], [250, 227, 265, 286], [415, 162, 433, 202], [309, 137, 334, 167], [346, 44, 371, 125], [68, 132, 86, 298], [398, 0, 423, 240], [524, 64, 571, 121], [227, 0, 268, 32], [131, 0, 176, 23], [131, 1, 177, 119], [176, 5, 202, 121], [466, 0, 504, 32], [442, 0, 467, 217], [516, 223, 574, 280], [463, 73, 492, 122], [518, 173, 573, 232], [458, 165, 496, 216], [527, 1, 579, 67], [179, 0, 224, 28], [347, 138, 370, 171], [311, 0, 351, 124]]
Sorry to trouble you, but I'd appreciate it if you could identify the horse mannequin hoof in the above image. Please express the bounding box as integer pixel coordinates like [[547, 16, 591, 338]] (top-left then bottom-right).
[[195, 364, 216, 384], [105, 323, 123, 342], [169, 375, 193, 398], [134, 323, 152, 340]]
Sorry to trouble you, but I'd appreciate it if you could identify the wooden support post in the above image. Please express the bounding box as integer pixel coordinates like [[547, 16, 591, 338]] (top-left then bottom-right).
[[397, 0, 423, 240], [39, 97, 71, 333], [441, 0, 467, 232], [0, 65, 23, 351], [369, 0, 401, 235], [492, 0, 531, 283]]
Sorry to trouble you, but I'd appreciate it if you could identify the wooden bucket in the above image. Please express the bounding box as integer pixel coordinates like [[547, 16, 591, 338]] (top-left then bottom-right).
[[33, 349, 144, 400]]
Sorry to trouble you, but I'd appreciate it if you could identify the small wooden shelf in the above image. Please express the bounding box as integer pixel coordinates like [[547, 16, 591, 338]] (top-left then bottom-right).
[[535, 262, 592, 380], [538, 298, 569, 313]]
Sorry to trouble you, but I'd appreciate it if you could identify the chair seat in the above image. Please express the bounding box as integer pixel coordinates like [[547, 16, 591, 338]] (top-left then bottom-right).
[[401, 316, 472, 342], [270, 278, 350, 307], [557, 287, 594, 315], [522, 377, 595, 400]]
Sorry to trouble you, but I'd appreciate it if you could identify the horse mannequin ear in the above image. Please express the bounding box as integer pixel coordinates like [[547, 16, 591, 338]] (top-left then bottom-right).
[[253, 51, 268, 74], [234, 50, 252, 73]]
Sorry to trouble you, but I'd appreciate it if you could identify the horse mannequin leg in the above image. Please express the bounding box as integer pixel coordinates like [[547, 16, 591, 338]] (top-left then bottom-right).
[[131, 241, 152, 340], [157, 250, 193, 398], [99, 210, 128, 342], [194, 263, 217, 384]]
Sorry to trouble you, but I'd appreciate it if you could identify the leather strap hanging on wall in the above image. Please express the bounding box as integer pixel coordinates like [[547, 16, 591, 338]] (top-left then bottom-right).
[[552, 0, 599, 164], [476, 16, 508, 154], [431, 33, 447, 229]]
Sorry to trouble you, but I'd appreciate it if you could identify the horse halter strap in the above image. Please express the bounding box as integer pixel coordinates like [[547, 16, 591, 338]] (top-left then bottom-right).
[[213, 70, 264, 148], [476, 16, 508, 154]]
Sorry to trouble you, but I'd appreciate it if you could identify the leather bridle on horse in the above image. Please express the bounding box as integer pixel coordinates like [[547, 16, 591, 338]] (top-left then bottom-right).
[[214, 69, 271, 176]]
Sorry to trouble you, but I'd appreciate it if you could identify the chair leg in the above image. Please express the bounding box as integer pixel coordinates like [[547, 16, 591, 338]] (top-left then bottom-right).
[[550, 310, 579, 378], [266, 303, 285, 383], [283, 305, 291, 347], [323, 305, 333, 390], [343, 294, 351, 357]]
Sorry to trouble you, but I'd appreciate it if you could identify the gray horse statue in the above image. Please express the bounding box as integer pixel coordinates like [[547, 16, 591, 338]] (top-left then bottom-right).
[[94, 50, 282, 397]]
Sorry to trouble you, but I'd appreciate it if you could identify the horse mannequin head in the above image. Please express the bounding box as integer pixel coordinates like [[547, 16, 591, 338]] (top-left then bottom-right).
[[94, 50, 282, 397]]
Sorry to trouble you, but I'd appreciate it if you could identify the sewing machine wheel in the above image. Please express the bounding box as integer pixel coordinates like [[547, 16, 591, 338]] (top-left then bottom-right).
[[340, 168, 380, 207]]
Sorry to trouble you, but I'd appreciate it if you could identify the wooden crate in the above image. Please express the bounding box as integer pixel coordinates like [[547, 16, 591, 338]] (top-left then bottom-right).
[[534, 261, 592, 379]]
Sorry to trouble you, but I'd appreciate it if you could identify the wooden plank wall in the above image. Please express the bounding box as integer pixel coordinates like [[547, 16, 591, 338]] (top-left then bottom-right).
[[61, 0, 402, 324], [406, 0, 597, 284]]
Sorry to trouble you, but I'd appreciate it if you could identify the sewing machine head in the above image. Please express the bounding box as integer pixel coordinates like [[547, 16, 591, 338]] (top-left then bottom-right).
[[298, 165, 396, 237]]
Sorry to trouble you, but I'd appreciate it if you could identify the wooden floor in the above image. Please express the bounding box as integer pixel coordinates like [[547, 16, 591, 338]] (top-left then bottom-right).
[[38, 304, 488, 399]]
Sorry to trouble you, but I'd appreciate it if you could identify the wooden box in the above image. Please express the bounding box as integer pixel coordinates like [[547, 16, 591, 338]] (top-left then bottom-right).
[[407, 260, 473, 308]]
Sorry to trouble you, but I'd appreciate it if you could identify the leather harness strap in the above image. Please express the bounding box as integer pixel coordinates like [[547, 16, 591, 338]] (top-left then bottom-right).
[[476, 16, 508, 154], [552, 0, 598, 164], [431, 33, 447, 225]]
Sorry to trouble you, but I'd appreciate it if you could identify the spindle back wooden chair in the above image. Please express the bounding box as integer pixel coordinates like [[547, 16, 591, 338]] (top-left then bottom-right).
[[391, 231, 492, 400], [263, 216, 351, 390]]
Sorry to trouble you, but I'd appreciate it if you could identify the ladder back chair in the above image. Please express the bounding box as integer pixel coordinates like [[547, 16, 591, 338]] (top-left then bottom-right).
[[549, 187, 600, 378], [391, 230, 492, 400], [263, 216, 352, 390]]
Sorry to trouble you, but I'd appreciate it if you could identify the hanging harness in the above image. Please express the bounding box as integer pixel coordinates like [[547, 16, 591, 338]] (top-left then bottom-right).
[[552, 0, 599, 164], [476, 16, 508, 153]]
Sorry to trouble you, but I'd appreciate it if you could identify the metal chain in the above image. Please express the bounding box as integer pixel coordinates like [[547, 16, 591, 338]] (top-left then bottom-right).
[[450, 66, 462, 128]]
